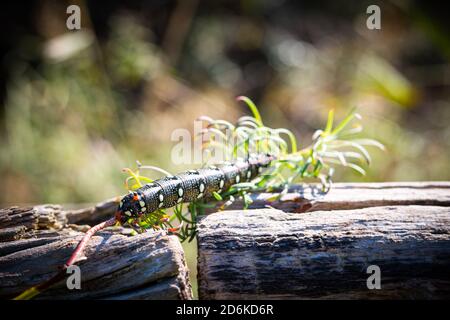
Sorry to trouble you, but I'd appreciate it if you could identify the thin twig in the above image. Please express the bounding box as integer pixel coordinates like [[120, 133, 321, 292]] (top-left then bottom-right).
[[13, 217, 117, 300]]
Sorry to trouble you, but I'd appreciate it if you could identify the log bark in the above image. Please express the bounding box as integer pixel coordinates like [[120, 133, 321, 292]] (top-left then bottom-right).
[[0, 206, 192, 300], [197, 206, 450, 299], [207, 181, 450, 213], [2, 182, 450, 300]]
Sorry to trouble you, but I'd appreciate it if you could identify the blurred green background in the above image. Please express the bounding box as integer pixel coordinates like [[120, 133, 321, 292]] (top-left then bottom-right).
[[1, 0, 449, 297], [1, 0, 450, 206]]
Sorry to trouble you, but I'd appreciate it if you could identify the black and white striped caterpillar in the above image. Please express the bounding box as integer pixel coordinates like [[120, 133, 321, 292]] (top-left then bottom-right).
[[115, 153, 274, 223], [15, 98, 380, 299]]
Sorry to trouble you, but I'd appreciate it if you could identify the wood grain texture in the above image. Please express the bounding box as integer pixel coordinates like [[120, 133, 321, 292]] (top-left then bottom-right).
[[0, 207, 192, 300], [0, 205, 67, 230], [2, 182, 450, 300], [209, 182, 450, 213], [197, 206, 450, 299]]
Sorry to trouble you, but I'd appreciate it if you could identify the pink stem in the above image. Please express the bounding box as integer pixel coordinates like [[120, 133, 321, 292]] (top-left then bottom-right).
[[65, 217, 117, 267], [15, 217, 117, 299]]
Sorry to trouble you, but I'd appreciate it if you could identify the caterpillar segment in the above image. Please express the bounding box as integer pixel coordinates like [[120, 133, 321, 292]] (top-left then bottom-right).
[[176, 170, 208, 202], [116, 153, 274, 224]]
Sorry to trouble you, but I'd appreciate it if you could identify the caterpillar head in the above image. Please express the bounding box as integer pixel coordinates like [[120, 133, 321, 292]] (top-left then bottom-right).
[[116, 191, 146, 223]]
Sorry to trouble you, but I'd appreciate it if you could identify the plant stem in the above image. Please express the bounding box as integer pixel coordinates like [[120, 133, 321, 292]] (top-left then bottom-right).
[[13, 217, 117, 300]]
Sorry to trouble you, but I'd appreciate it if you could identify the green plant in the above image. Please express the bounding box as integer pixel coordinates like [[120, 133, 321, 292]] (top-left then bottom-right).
[[15, 96, 382, 299], [122, 96, 384, 242]]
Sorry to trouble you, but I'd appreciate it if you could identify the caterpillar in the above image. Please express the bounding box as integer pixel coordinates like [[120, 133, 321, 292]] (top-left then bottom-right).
[[14, 154, 274, 300], [115, 153, 274, 224], [14, 97, 382, 299]]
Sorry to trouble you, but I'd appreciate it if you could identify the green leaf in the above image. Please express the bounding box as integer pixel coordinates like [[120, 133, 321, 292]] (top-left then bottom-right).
[[350, 139, 385, 150], [345, 141, 372, 165], [324, 109, 334, 133], [212, 191, 223, 201], [243, 193, 253, 209], [237, 96, 263, 127], [212, 119, 235, 130], [330, 109, 356, 136], [194, 202, 216, 209], [346, 163, 366, 175]]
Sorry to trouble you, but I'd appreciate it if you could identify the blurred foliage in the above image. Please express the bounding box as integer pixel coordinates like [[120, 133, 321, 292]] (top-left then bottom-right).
[[1, 0, 449, 301], [1, 0, 449, 208]]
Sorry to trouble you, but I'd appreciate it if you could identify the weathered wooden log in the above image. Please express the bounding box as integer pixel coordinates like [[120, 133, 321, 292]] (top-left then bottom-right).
[[0, 206, 192, 300], [64, 197, 121, 225], [2, 182, 450, 300], [207, 181, 450, 213], [197, 206, 450, 299], [0, 205, 67, 231]]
